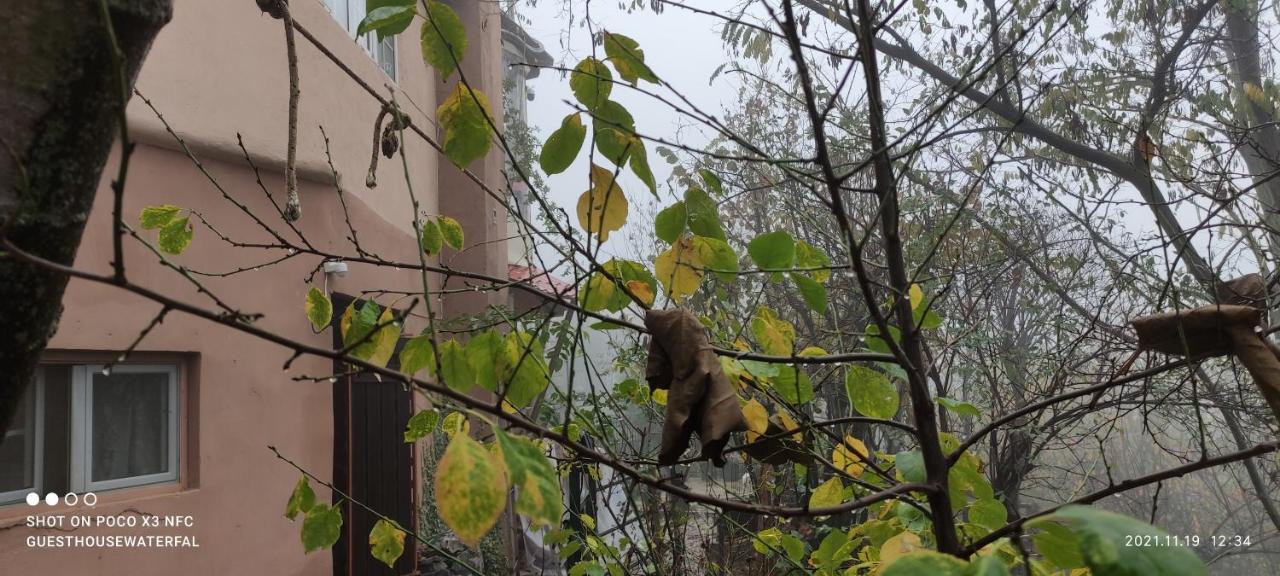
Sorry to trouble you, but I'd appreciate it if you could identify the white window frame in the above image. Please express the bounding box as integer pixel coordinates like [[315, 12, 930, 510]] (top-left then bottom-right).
[[71, 364, 180, 492], [0, 373, 44, 505], [324, 0, 398, 80]]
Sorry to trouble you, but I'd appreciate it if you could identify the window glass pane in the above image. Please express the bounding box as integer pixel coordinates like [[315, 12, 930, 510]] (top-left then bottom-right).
[[379, 36, 396, 79], [91, 371, 170, 482], [325, 0, 349, 34], [347, 0, 366, 38], [0, 382, 35, 493]]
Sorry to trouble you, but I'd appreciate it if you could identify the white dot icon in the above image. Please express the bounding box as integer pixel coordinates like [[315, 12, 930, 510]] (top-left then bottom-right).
[[25, 493, 39, 506], [44, 493, 58, 506]]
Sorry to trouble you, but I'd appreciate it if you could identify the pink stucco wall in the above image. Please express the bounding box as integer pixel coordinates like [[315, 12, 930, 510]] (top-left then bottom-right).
[[0, 0, 509, 574]]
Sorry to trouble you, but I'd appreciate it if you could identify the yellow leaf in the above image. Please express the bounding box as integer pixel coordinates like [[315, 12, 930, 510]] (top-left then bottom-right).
[[832, 436, 870, 476], [433, 433, 509, 547], [1244, 82, 1269, 108], [654, 236, 703, 299], [369, 307, 400, 367], [742, 398, 769, 443], [809, 476, 844, 510], [877, 532, 923, 573], [625, 280, 655, 307], [751, 307, 795, 356], [651, 388, 668, 405], [441, 412, 470, 438], [799, 346, 827, 357], [436, 83, 494, 167], [777, 410, 802, 441], [305, 286, 332, 332], [576, 164, 628, 241], [908, 284, 924, 310], [368, 518, 406, 568], [339, 301, 355, 339], [579, 273, 615, 311]]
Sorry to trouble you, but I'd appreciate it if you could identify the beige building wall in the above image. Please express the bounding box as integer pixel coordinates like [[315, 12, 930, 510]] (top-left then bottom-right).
[[0, 0, 510, 574]]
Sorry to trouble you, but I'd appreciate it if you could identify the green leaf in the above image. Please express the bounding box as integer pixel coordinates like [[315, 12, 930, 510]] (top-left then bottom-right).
[[698, 168, 723, 194], [808, 476, 844, 509], [369, 518, 406, 568], [790, 272, 827, 313], [895, 501, 929, 532], [438, 216, 464, 251], [465, 330, 502, 392], [751, 307, 795, 355], [864, 323, 901, 354], [419, 0, 466, 79], [692, 235, 737, 281], [747, 230, 795, 270], [881, 551, 968, 576], [654, 201, 687, 243], [305, 287, 332, 332], [399, 333, 437, 377], [357, 5, 415, 41], [966, 556, 1011, 576], [846, 365, 899, 419], [752, 527, 784, 555], [404, 408, 440, 442], [301, 503, 343, 553], [600, 258, 658, 310], [495, 429, 563, 527], [1033, 520, 1084, 569], [780, 533, 806, 563], [539, 113, 587, 175], [953, 454, 994, 501], [499, 331, 550, 408], [436, 83, 493, 167], [894, 450, 925, 483], [421, 218, 443, 255], [915, 306, 944, 330], [570, 561, 606, 576], [629, 143, 657, 196], [794, 239, 831, 282], [139, 204, 181, 229], [937, 397, 982, 418], [342, 300, 400, 366], [439, 339, 475, 392], [812, 528, 855, 571], [1034, 505, 1207, 576], [684, 188, 726, 240], [434, 433, 509, 547], [285, 475, 316, 520], [578, 273, 615, 312], [592, 101, 637, 166], [773, 366, 813, 404], [602, 32, 657, 84], [341, 299, 377, 350], [158, 216, 193, 255], [570, 57, 613, 110], [969, 498, 1008, 530]]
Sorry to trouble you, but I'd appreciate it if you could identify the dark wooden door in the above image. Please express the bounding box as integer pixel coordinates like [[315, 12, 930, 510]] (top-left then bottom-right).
[[332, 295, 417, 576]]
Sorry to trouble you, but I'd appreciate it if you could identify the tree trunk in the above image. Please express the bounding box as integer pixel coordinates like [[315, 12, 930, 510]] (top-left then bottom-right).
[[0, 0, 172, 434], [1223, 2, 1280, 278]]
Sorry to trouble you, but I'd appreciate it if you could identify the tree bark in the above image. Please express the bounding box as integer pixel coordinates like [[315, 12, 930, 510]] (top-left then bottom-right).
[[1223, 3, 1280, 280], [0, 0, 172, 434]]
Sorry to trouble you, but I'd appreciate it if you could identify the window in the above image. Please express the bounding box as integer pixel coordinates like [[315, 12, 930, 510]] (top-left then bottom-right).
[[0, 364, 180, 505], [324, 0, 398, 80], [0, 375, 41, 504]]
